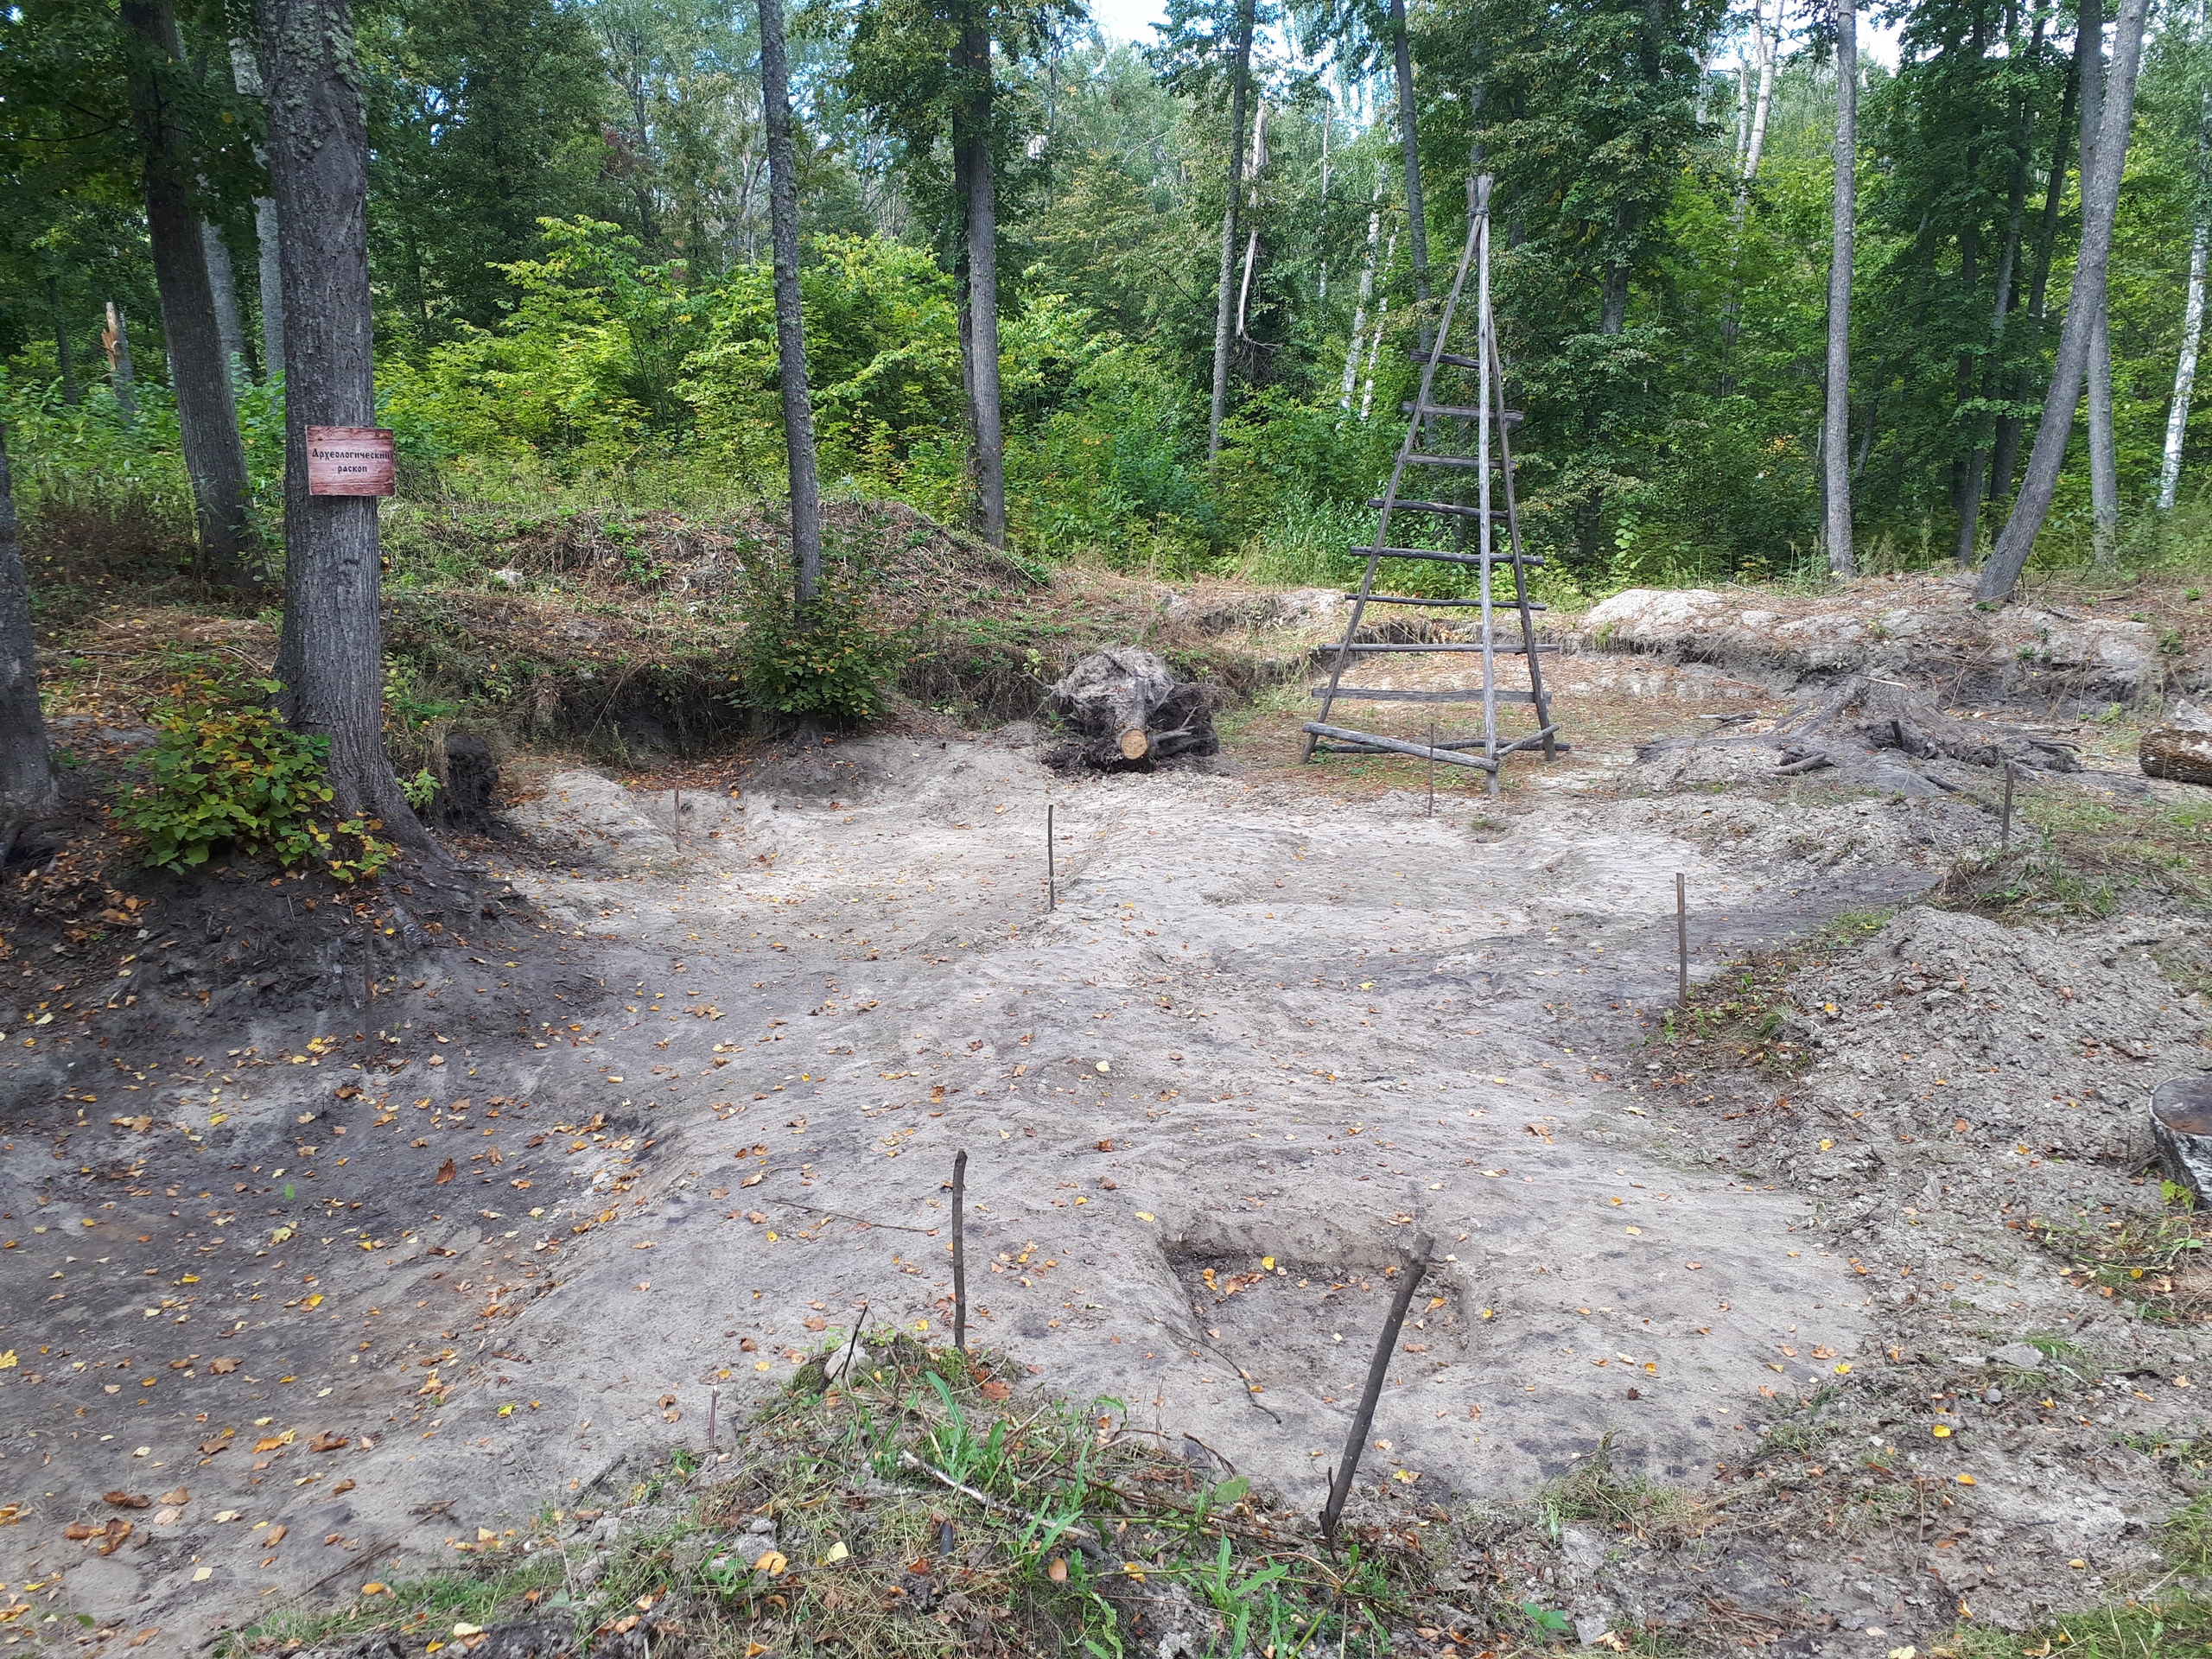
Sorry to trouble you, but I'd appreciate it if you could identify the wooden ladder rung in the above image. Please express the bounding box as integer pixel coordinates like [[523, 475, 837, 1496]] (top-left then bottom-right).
[[1370, 498, 1506, 520], [1301, 722, 1500, 770], [1338, 641, 1556, 655], [1355, 546, 1542, 568], [1344, 593, 1545, 609], [1312, 686, 1541, 704], [1402, 403, 1522, 424]]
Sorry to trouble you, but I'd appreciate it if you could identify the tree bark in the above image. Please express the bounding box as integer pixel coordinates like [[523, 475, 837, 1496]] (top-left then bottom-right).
[[104, 302, 137, 416], [2077, 0, 2120, 564], [1236, 101, 1268, 340], [1340, 181, 1383, 411], [47, 277, 78, 405], [122, 0, 258, 590], [1391, 0, 1430, 317], [953, 18, 1006, 544], [202, 222, 246, 378], [1993, 43, 2079, 508], [1824, 1, 1857, 577], [1959, 29, 2038, 566], [263, 0, 427, 843], [1743, 0, 1778, 189], [1976, 0, 2149, 603], [758, 0, 822, 604], [231, 40, 285, 382], [0, 425, 59, 865], [1206, 0, 1256, 458], [2162, 219, 2208, 511]]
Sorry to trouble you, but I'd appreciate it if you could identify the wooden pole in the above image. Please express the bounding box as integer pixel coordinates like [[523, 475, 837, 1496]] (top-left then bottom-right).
[[1427, 718, 1436, 817], [1046, 804, 1055, 910], [1319, 1230, 1432, 1548], [2000, 762, 2016, 847], [951, 1148, 969, 1353], [1675, 874, 1688, 1006]]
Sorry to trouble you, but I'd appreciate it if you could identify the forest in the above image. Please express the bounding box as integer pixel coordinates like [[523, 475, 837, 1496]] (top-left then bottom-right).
[[3, 0, 2209, 605]]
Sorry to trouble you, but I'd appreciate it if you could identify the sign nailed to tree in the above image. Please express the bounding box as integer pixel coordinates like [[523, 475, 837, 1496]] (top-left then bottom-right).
[[305, 427, 397, 496]]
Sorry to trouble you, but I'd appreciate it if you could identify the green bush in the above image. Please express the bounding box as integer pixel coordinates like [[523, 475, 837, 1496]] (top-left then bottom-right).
[[115, 671, 395, 882], [735, 559, 899, 727]]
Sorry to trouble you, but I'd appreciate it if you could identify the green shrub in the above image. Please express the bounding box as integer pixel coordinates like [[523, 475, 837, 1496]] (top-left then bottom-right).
[[115, 671, 395, 883], [735, 558, 899, 726]]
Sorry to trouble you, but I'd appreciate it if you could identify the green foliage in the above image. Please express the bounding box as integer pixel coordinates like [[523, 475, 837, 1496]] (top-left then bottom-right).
[[736, 557, 901, 726], [114, 670, 395, 884]]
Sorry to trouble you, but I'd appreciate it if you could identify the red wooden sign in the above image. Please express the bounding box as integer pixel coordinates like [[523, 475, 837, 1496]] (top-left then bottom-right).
[[305, 426, 397, 496]]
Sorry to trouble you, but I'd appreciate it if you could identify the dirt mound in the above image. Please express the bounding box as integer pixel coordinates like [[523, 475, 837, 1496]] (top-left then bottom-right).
[[1777, 906, 2206, 1169], [1583, 576, 2200, 708]]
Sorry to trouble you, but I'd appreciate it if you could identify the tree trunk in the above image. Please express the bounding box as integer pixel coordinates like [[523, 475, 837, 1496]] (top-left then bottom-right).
[[1976, 0, 2149, 603], [1359, 230, 1396, 421], [1993, 45, 2079, 508], [1206, 0, 1256, 458], [954, 20, 1006, 544], [0, 425, 59, 865], [122, 0, 259, 591], [263, 0, 427, 843], [231, 40, 285, 382], [758, 0, 822, 604], [1340, 181, 1383, 412], [202, 222, 246, 378], [1236, 102, 1268, 340], [2162, 219, 2208, 511], [104, 302, 137, 416], [2078, 0, 2120, 564], [1824, 1, 1857, 577], [47, 277, 77, 405], [1743, 0, 1778, 189], [1391, 0, 1430, 317]]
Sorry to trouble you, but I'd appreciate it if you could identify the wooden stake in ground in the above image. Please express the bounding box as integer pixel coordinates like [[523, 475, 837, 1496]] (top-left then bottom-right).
[[1675, 874, 1688, 1006], [1320, 1230, 1432, 1548], [1046, 804, 1055, 911], [2000, 762, 2016, 847], [951, 1149, 969, 1353]]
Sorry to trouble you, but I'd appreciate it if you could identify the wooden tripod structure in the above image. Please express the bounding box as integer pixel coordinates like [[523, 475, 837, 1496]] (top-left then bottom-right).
[[1301, 174, 1561, 796]]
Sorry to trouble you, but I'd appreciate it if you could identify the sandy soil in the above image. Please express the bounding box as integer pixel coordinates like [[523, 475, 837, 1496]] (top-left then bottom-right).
[[2, 639, 2208, 1657]]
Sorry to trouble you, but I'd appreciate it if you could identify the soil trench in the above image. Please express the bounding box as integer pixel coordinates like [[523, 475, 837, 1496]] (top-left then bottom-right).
[[0, 722, 2004, 1646]]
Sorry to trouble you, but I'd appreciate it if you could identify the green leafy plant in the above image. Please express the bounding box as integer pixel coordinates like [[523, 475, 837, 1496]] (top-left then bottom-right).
[[115, 671, 396, 883], [735, 556, 900, 726]]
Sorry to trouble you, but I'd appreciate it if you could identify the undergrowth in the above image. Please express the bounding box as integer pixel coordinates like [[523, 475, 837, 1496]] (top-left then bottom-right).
[[1936, 791, 2212, 918], [214, 1332, 1439, 1658], [1654, 909, 1892, 1074], [2024, 1185, 2212, 1324]]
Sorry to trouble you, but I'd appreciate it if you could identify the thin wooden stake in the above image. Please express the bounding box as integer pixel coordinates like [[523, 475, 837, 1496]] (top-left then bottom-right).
[[1427, 719, 1436, 817], [2000, 761, 2016, 848], [951, 1149, 969, 1352], [1320, 1230, 1433, 1549], [705, 1387, 719, 1452], [1675, 873, 1688, 1007], [1046, 804, 1056, 911]]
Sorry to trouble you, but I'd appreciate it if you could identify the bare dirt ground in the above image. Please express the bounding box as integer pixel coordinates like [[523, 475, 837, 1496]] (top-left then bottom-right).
[[3, 576, 2212, 1657]]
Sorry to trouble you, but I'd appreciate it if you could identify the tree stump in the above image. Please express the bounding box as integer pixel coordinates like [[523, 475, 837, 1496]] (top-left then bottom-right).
[[1046, 649, 1218, 769]]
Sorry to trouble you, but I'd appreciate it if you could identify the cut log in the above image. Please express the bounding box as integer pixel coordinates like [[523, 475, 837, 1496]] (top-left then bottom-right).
[[1046, 648, 1218, 769], [2142, 726, 2212, 786]]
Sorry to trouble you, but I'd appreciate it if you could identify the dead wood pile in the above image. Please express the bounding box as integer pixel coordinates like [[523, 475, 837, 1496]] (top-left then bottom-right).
[[1636, 675, 2085, 794], [1044, 649, 1219, 769], [2141, 702, 2212, 787]]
